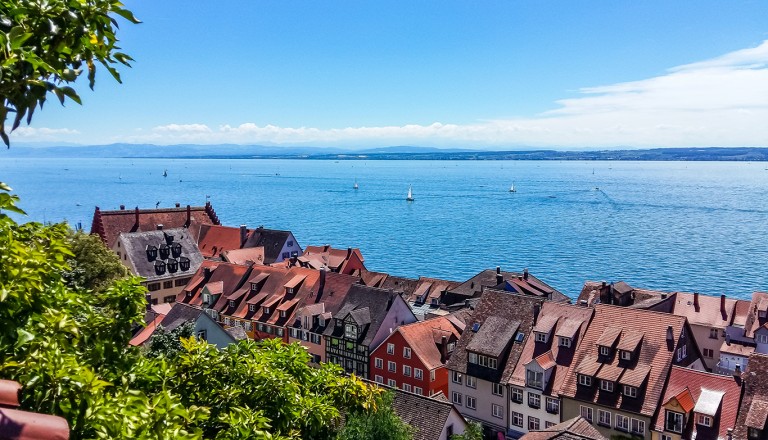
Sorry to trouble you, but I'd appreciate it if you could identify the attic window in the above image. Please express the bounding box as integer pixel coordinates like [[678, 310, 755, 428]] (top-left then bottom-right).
[[515, 332, 525, 343], [263, 307, 271, 315], [186, 291, 192, 297], [559, 337, 572, 348], [623, 385, 637, 398], [600, 380, 614, 393], [599, 346, 611, 357], [171, 243, 182, 258], [229, 300, 235, 308], [154, 260, 166, 275], [471, 323, 481, 332], [620, 350, 632, 361], [251, 283, 260, 292], [534, 332, 547, 343], [697, 415, 712, 427], [345, 323, 357, 339], [578, 374, 592, 387], [179, 257, 190, 271], [280, 310, 287, 318], [167, 259, 179, 273], [159, 244, 170, 260], [431, 298, 439, 306], [146, 245, 158, 261]]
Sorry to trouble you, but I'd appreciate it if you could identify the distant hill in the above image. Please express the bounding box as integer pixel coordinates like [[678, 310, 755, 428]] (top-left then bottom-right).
[[2, 144, 768, 161]]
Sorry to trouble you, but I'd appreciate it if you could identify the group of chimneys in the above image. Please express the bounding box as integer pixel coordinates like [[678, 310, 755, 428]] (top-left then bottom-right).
[[495, 266, 529, 285]]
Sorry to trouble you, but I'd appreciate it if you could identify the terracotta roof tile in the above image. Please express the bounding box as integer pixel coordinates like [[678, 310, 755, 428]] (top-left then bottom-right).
[[595, 363, 623, 382], [595, 326, 622, 347], [390, 388, 465, 440], [673, 388, 696, 413], [221, 247, 265, 265], [378, 316, 462, 371], [671, 292, 736, 328], [535, 351, 557, 370], [521, 416, 607, 440], [616, 330, 644, 352]]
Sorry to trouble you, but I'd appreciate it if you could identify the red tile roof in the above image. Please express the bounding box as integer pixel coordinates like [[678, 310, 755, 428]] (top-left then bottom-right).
[[382, 316, 462, 371], [520, 416, 607, 440], [91, 203, 220, 247], [560, 305, 691, 418], [221, 247, 265, 265], [671, 292, 737, 329], [654, 366, 741, 440], [745, 292, 768, 338], [734, 353, 768, 439], [0, 380, 70, 439], [197, 224, 248, 258]]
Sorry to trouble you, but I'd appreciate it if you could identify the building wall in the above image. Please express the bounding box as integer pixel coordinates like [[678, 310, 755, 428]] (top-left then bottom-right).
[[274, 233, 302, 263], [142, 278, 189, 304], [288, 329, 325, 363], [561, 398, 652, 440], [718, 350, 749, 374], [369, 297, 417, 351], [194, 316, 235, 349], [441, 409, 468, 440], [690, 323, 725, 370], [370, 331, 435, 396], [508, 384, 561, 436], [755, 328, 768, 353], [448, 375, 507, 435], [650, 398, 687, 440]]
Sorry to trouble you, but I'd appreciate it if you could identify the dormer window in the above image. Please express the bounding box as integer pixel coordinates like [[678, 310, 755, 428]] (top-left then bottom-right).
[[526, 369, 543, 389], [167, 258, 178, 273], [623, 385, 637, 398], [251, 283, 260, 292], [179, 257, 190, 271], [146, 245, 158, 261], [286, 287, 294, 294], [559, 337, 572, 348], [697, 414, 712, 427], [171, 242, 182, 258], [263, 307, 271, 315], [154, 260, 166, 275], [431, 298, 439, 306], [535, 332, 547, 343], [600, 380, 614, 393], [280, 310, 287, 318], [447, 341, 456, 351], [345, 323, 357, 339], [229, 300, 235, 308], [249, 304, 256, 312], [620, 350, 632, 361], [159, 244, 170, 260], [599, 345, 611, 357], [186, 291, 192, 298], [578, 374, 592, 387], [468, 352, 498, 369]]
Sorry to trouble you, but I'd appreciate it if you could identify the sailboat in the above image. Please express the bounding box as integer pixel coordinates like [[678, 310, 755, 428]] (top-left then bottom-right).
[[353, 178, 359, 190], [163, 169, 168, 178], [509, 183, 516, 193], [406, 185, 414, 202]]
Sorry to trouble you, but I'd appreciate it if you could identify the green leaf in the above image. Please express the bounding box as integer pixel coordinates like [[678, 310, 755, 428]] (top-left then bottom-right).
[[15, 328, 35, 348]]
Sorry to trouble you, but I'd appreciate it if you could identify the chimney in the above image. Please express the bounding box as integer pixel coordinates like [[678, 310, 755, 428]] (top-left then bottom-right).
[[175, 202, 180, 208], [440, 335, 449, 363], [533, 303, 541, 325], [134, 206, 140, 225], [727, 428, 733, 440], [317, 268, 326, 300], [145, 293, 152, 312], [496, 266, 503, 285], [324, 244, 330, 252], [694, 291, 700, 311], [119, 204, 125, 210], [721, 294, 726, 312], [734, 364, 742, 379], [240, 224, 247, 247], [347, 247, 352, 259], [156, 224, 163, 231], [185, 205, 191, 227], [523, 268, 529, 280]]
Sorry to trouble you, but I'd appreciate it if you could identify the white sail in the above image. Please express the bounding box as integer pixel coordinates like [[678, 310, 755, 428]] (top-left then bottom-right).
[[407, 185, 414, 201], [353, 178, 359, 189]]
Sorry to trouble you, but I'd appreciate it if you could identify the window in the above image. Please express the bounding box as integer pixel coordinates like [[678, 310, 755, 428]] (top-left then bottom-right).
[[414, 386, 423, 395], [276, 327, 284, 337], [452, 371, 462, 384], [511, 387, 523, 403], [545, 422, 556, 429], [387, 343, 395, 354], [466, 396, 476, 410], [430, 370, 435, 381], [287, 240, 294, 247], [616, 414, 629, 431], [244, 321, 252, 331], [703, 348, 714, 358], [375, 375, 383, 384], [147, 283, 161, 292], [535, 332, 547, 343], [749, 428, 763, 439], [600, 380, 614, 393], [452, 392, 462, 406], [492, 383, 504, 397], [665, 410, 684, 433], [310, 333, 322, 344], [559, 337, 572, 348], [599, 345, 611, 356], [631, 418, 645, 434], [345, 323, 357, 339], [578, 375, 592, 387], [580, 406, 593, 422], [402, 383, 411, 392], [527, 369, 543, 389], [249, 304, 256, 312], [698, 414, 712, 427], [758, 334, 768, 344], [710, 328, 719, 339], [528, 416, 540, 431], [403, 347, 411, 358], [403, 365, 411, 377], [281, 251, 290, 259], [546, 397, 560, 414], [598, 409, 611, 427], [196, 330, 207, 340], [511, 411, 523, 427], [468, 352, 477, 363], [620, 350, 632, 361], [175, 277, 191, 287], [163, 280, 173, 289], [662, 435, 672, 440], [289, 327, 299, 338], [375, 358, 383, 369], [624, 385, 637, 398], [415, 368, 423, 380], [492, 404, 503, 419], [388, 361, 396, 372], [528, 392, 541, 408], [224, 317, 232, 326], [468, 352, 498, 369], [263, 307, 270, 315], [163, 295, 175, 303], [388, 379, 396, 387]]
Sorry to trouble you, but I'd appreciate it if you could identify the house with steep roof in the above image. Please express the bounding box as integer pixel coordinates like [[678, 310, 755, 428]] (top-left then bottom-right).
[[667, 292, 739, 371], [197, 224, 302, 264], [651, 366, 741, 440], [295, 245, 366, 275], [712, 292, 768, 375], [559, 305, 705, 440], [733, 353, 768, 440], [242, 226, 302, 264], [370, 315, 462, 398], [445, 289, 546, 438], [175, 261, 251, 309], [391, 388, 469, 440], [445, 267, 569, 306], [507, 302, 594, 437], [113, 227, 203, 304], [575, 281, 675, 310], [520, 416, 607, 440], [324, 284, 417, 379], [91, 202, 220, 248], [287, 271, 361, 363], [130, 302, 236, 349]]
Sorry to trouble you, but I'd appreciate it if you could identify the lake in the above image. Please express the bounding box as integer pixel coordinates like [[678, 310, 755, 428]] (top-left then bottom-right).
[[1, 157, 766, 299]]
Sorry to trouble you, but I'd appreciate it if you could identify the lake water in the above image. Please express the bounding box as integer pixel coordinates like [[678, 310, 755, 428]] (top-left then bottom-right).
[[1, 157, 766, 299]]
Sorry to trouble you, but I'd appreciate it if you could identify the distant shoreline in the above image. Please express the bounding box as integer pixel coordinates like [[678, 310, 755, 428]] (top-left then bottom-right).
[[3, 146, 768, 161]]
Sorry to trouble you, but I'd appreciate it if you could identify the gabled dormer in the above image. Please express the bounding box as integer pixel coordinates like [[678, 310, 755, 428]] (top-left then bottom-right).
[[249, 272, 270, 293], [532, 314, 559, 344], [617, 329, 644, 364], [525, 350, 556, 390], [595, 326, 622, 361], [201, 281, 224, 307], [284, 274, 306, 295]]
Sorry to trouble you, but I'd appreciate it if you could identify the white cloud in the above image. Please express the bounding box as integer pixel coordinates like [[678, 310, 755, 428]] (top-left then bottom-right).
[[12, 127, 80, 139], [122, 40, 768, 148]]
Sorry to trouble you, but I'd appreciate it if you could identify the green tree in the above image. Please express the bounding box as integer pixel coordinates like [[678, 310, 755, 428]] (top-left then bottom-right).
[[0, 0, 139, 146], [451, 422, 483, 440], [62, 229, 128, 292], [337, 391, 413, 440], [146, 322, 195, 358]]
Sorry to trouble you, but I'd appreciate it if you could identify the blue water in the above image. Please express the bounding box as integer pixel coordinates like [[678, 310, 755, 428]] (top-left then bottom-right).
[[1, 158, 767, 299]]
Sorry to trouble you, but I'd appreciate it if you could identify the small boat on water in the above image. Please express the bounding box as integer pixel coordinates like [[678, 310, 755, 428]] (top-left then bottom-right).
[[406, 185, 414, 202], [353, 178, 359, 190], [163, 169, 168, 178], [509, 183, 516, 193]]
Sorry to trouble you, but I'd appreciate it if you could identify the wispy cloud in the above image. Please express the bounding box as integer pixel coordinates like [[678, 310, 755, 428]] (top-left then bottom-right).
[[12, 127, 80, 139], [37, 40, 768, 148]]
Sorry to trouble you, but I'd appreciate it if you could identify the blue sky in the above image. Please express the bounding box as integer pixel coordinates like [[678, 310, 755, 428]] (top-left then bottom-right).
[[15, 1, 768, 149]]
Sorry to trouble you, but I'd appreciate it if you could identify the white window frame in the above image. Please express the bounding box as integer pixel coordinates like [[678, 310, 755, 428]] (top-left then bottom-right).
[[492, 382, 504, 396], [616, 414, 629, 431], [388, 361, 396, 372], [578, 374, 592, 387], [511, 387, 523, 403], [387, 343, 395, 354], [403, 347, 411, 358], [403, 365, 411, 377], [414, 368, 423, 380], [598, 409, 611, 427], [559, 337, 572, 348], [698, 414, 712, 427], [624, 385, 638, 398], [546, 397, 560, 414], [631, 418, 645, 434], [511, 411, 523, 427], [528, 416, 540, 431], [452, 371, 462, 384], [580, 405, 593, 422], [375, 358, 383, 369], [600, 380, 614, 393], [374, 375, 383, 383], [388, 379, 396, 387], [492, 403, 503, 419], [466, 395, 476, 410], [466, 375, 476, 388], [414, 386, 422, 395], [452, 392, 463, 406], [402, 383, 412, 392], [535, 332, 547, 343], [528, 392, 541, 408], [599, 345, 610, 356]]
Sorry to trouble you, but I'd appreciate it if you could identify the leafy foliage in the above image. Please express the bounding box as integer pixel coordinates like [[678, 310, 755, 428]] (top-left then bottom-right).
[[337, 391, 413, 440], [146, 322, 195, 358], [451, 422, 483, 440], [0, 183, 385, 439], [0, 0, 140, 146], [62, 229, 128, 292]]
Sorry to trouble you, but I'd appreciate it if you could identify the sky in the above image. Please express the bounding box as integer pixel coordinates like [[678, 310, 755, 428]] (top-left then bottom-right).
[[13, 1, 768, 149]]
